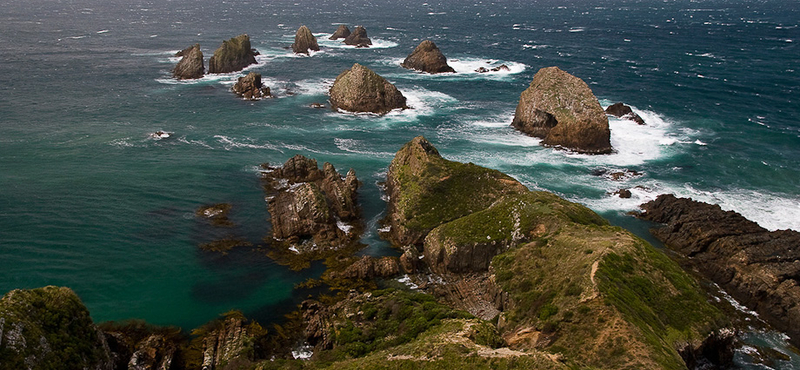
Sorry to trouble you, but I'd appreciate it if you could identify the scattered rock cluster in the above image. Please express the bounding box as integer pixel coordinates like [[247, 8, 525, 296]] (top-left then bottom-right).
[[475, 64, 509, 73], [606, 102, 645, 125], [172, 43, 204, 80], [232, 72, 272, 100], [329, 25, 351, 40], [344, 26, 372, 47], [208, 34, 259, 74], [329, 63, 408, 114], [401, 40, 455, 74]]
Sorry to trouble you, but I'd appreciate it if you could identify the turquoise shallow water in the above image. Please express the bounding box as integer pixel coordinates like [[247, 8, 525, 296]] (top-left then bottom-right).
[[1, 0, 799, 366]]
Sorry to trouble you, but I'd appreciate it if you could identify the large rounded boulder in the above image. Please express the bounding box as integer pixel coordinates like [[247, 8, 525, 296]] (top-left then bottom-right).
[[208, 34, 258, 73], [291, 25, 320, 54], [401, 40, 455, 74], [512, 66, 612, 154], [172, 43, 204, 79], [329, 63, 407, 115]]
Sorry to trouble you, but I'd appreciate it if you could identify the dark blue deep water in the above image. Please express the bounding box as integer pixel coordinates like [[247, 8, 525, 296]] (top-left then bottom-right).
[[1, 0, 799, 366]]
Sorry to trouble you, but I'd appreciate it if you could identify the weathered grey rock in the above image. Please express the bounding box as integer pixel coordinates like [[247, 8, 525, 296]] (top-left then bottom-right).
[[329, 25, 351, 40], [200, 316, 257, 370], [401, 40, 455, 74], [606, 102, 645, 125], [329, 63, 407, 115], [172, 43, 205, 80], [128, 334, 176, 370], [328, 256, 401, 280], [512, 66, 612, 154], [638, 194, 800, 347], [344, 26, 372, 47], [232, 72, 272, 100], [208, 34, 258, 74], [291, 25, 320, 54]]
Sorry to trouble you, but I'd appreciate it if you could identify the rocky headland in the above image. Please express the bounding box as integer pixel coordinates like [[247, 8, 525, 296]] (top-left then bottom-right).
[[606, 102, 646, 125], [172, 43, 204, 80], [512, 66, 613, 154], [260, 155, 361, 266], [401, 40, 456, 74], [291, 25, 319, 55], [208, 34, 258, 74], [329, 25, 351, 40], [329, 63, 408, 115], [232, 72, 272, 100], [344, 26, 372, 47], [638, 194, 800, 347]]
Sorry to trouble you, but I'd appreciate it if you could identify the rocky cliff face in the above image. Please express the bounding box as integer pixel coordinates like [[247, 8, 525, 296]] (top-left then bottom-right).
[[291, 25, 320, 55], [384, 136, 528, 247], [208, 34, 258, 74], [199, 316, 258, 370], [232, 72, 272, 100], [328, 63, 407, 115], [401, 40, 456, 74], [0, 286, 114, 370], [127, 334, 177, 370], [261, 155, 361, 254], [512, 66, 612, 154], [638, 194, 800, 347], [605, 102, 645, 125], [329, 25, 351, 40], [172, 43, 204, 80], [344, 26, 372, 47]]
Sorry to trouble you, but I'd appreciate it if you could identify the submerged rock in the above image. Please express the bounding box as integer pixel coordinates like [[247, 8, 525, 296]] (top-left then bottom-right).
[[291, 25, 320, 55], [261, 155, 361, 254], [344, 26, 372, 47], [329, 25, 351, 40], [329, 63, 407, 115], [475, 64, 509, 73], [638, 194, 800, 347], [606, 102, 645, 125], [401, 40, 455, 74], [208, 34, 258, 74], [172, 43, 204, 80], [232, 72, 272, 100], [196, 203, 234, 227], [512, 66, 612, 154]]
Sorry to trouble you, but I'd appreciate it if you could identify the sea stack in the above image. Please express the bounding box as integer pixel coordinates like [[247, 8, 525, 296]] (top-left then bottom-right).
[[232, 72, 272, 100], [401, 40, 455, 74], [172, 43, 204, 80], [512, 66, 612, 154], [606, 102, 646, 125], [329, 25, 351, 40], [329, 63, 407, 114], [291, 25, 320, 55], [344, 26, 372, 47], [208, 34, 258, 73]]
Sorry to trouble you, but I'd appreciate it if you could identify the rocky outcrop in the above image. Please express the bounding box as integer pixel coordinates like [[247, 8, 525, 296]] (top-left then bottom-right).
[[208, 34, 258, 74], [0, 286, 114, 370], [232, 72, 272, 100], [400, 40, 455, 74], [261, 155, 360, 252], [511, 66, 612, 154], [475, 64, 509, 73], [329, 25, 351, 40], [344, 26, 372, 47], [327, 256, 401, 281], [128, 334, 177, 370], [196, 203, 234, 227], [172, 43, 204, 80], [291, 26, 320, 54], [384, 136, 528, 247], [606, 102, 645, 125], [329, 63, 408, 115], [200, 315, 258, 370], [638, 194, 800, 347]]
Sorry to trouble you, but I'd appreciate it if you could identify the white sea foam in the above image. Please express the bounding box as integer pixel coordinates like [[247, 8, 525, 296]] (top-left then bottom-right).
[[333, 138, 394, 157], [214, 135, 280, 151], [292, 344, 313, 360], [383, 57, 526, 81], [315, 34, 399, 49], [327, 86, 457, 126]]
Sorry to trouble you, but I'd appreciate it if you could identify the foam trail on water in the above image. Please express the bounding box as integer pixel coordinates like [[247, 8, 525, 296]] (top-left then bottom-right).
[[381, 57, 526, 81]]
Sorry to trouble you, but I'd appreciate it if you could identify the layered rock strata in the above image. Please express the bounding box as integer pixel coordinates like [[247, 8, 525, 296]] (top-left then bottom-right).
[[261, 155, 360, 252], [344, 26, 372, 47], [400, 40, 455, 73], [172, 43, 204, 80], [232, 72, 272, 100], [329, 63, 407, 114], [638, 194, 800, 347], [512, 66, 612, 154], [291, 25, 320, 54], [208, 34, 258, 73], [606, 102, 645, 125]]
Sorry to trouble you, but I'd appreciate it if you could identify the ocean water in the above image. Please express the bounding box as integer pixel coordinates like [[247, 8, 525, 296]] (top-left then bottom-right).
[[1, 0, 799, 365]]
